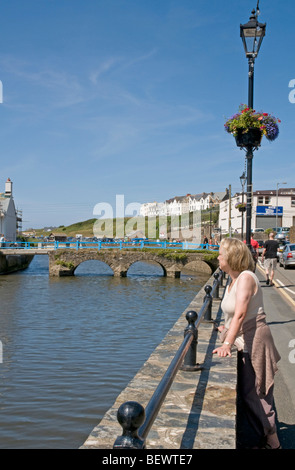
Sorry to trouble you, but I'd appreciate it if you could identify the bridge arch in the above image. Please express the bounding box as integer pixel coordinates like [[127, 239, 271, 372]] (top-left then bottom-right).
[[73, 259, 114, 276], [123, 259, 167, 277]]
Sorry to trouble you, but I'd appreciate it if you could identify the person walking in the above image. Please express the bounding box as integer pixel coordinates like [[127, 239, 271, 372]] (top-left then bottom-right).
[[213, 238, 281, 449], [243, 234, 259, 270], [262, 232, 279, 286]]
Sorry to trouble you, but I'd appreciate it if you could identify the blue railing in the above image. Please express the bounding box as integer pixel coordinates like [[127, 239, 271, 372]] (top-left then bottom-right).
[[0, 240, 219, 251]]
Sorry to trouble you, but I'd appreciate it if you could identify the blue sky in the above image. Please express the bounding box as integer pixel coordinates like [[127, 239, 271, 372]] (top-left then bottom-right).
[[0, 0, 294, 229]]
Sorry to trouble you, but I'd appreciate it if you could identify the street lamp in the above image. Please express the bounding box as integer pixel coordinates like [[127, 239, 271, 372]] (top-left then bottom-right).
[[240, 7, 266, 248], [209, 197, 213, 239], [276, 182, 287, 232], [240, 171, 247, 239]]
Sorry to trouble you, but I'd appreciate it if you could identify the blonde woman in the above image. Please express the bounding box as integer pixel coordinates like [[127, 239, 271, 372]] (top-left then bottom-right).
[[213, 238, 281, 449]]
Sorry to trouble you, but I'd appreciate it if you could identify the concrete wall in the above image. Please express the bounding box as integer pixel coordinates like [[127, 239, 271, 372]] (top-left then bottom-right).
[[81, 272, 237, 450]]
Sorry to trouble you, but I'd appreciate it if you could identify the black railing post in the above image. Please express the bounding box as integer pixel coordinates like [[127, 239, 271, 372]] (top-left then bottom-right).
[[203, 285, 212, 322], [113, 401, 145, 449], [213, 272, 220, 299], [180, 310, 202, 371]]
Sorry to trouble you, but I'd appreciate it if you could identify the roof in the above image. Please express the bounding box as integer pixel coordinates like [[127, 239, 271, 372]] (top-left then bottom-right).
[[254, 188, 295, 196], [48, 232, 68, 237]]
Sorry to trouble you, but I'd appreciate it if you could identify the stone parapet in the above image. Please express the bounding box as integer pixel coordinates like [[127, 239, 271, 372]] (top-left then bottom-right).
[[81, 273, 237, 450]]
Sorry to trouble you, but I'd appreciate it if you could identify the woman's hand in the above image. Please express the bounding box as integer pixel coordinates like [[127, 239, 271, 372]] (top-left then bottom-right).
[[212, 343, 232, 357], [217, 325, 225, 333]]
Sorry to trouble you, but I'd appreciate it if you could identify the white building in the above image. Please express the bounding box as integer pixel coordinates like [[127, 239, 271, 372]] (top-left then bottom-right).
[[140, 191, 227, 218], [139, 201, 165, 217], [0, 178, 18, 241], [219, 188, 295, 234]]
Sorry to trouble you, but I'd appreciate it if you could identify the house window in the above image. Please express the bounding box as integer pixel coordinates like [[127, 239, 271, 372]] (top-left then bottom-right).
[[291, 197, 295, 207], [258, 196, 264, 204], [264, 196, 271, 205]]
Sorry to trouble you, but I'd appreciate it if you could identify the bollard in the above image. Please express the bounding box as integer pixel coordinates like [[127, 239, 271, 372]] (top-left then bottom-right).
[[180, 310, 202, 371], [113, 401, 145, 449], [203, 285, 213, 322], [213, 272, 220, 299], [219, 269, 224, 287]]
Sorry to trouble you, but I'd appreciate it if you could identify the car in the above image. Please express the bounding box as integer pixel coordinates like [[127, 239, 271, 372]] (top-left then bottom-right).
[[272, 227, 290, 235], [277, 240, 289, 260], [279, 243, 295, 269], [275, 233, 287, 240]]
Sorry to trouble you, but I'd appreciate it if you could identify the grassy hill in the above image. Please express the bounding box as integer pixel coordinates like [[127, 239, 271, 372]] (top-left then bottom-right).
[[32, 208, 218, 239], [34, 217, 153, 238]]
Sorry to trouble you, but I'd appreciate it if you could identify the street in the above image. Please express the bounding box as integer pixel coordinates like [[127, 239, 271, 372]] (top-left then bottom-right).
[[256, 260, 295, 449]]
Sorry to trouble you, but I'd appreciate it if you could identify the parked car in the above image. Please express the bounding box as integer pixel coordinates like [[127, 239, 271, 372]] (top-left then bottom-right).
[[279, 243, 295, 269], [275, 233, 287, 240], [277, 240, 289, 260], [272, 227, 290, 236]]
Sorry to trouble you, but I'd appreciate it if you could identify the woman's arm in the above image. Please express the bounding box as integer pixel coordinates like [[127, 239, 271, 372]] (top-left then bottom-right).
[[213, 273, 256, 357]]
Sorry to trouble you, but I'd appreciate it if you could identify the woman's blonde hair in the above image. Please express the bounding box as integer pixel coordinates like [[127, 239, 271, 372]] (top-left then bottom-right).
[[220, 238, 255, 272]]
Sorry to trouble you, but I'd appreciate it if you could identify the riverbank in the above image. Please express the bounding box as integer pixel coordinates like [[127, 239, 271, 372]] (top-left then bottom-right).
[[0, 252, 34, 274]]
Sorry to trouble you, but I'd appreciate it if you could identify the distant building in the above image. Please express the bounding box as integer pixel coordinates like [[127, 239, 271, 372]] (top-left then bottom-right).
[[48, 232, 68, 242], [0, 178, 19, 241], [140, 201, 165, 217], [140, 191, 227, 218], [219, 188, 295, 234]]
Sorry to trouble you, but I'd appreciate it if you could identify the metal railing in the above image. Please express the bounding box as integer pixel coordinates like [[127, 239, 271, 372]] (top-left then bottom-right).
[[0, 240, 219, 252], [113, 269, 224, 449]]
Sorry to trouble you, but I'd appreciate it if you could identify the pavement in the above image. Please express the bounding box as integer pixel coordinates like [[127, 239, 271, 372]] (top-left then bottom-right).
[[249, 263, 295, 449]]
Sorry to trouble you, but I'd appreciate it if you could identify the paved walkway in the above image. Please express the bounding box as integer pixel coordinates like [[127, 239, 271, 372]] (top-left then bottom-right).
[[254, 264, 295, 449]]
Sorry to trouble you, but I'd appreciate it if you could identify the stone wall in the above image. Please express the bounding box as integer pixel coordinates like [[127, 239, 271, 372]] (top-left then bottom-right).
[[0, 253, 34, 274]]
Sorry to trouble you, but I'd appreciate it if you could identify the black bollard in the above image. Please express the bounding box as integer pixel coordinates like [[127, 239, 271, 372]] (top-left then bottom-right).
[[113, 401, 145, 449], [203, 285, 213, 322], [219, 269, 224, 287], [213, 272, 220, 299], [181, 310, 203, 371]]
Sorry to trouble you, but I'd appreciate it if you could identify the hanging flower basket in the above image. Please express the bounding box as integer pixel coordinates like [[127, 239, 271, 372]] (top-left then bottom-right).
[[224, 105, 280, 148], [235, 202, 246, 212], [235, 128, 263, 149]]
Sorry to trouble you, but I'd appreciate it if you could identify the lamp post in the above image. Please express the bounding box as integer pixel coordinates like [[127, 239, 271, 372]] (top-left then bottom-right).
[[209, 197, 213, 239], [240, 7, 266, 248], [240, 171, 247, 240], [276, 182, 287, 232]]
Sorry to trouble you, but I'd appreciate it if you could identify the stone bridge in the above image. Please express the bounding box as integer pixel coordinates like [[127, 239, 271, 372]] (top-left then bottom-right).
[[48, 249, 219, 277]]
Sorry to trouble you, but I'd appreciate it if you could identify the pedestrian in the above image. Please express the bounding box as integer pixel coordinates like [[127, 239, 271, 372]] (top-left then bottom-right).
[[262, 232, 279, 286], [213, 238, 281, 449], [0, 234, 5, 248], [243, 234, 259, 271]]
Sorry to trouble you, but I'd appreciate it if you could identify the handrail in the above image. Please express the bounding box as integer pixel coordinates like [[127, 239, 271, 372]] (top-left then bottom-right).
[[113, 269, 224, 449], [0, 240, 219, 252]]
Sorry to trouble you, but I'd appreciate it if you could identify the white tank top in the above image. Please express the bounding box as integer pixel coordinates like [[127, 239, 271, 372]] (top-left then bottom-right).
[[221, 270, 264, 351]]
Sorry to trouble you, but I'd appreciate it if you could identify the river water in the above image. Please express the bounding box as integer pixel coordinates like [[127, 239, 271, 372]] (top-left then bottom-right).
[[0, 254, 210, 449]]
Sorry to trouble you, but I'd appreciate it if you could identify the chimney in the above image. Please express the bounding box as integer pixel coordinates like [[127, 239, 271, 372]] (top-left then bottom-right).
[[5, 178, 12, 196]]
